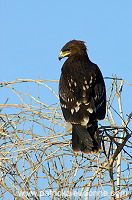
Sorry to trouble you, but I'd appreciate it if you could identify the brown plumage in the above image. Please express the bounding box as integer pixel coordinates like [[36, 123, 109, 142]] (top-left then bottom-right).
[[58, 40, 106, 154]]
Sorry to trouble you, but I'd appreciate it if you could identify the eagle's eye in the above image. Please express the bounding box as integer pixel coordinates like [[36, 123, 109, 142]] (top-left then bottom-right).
[[65, 47, 72, 52]]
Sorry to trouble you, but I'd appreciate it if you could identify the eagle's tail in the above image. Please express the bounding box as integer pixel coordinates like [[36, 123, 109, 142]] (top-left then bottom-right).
[[72, 121, 100, 154]]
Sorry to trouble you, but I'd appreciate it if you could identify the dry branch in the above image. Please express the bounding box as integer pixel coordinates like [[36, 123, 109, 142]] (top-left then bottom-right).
[[0, 78, 131, 200]]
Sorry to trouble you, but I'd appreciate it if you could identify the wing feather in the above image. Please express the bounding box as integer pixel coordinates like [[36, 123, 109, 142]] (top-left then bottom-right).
[[59, 61, 106, 124]]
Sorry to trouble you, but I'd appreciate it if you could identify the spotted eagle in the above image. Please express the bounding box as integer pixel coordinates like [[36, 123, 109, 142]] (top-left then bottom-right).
[[58, 40, 106, 154]]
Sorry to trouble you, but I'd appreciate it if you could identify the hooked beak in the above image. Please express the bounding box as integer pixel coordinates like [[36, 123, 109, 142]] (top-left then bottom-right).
[[58, 50, 70, 60]]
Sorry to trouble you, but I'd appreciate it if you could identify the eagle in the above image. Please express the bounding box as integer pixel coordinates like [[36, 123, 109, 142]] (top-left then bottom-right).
[[58, 40, 106, 154]]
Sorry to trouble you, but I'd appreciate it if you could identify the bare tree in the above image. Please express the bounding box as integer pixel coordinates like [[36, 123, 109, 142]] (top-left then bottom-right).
[[0, 77, 131, 200]]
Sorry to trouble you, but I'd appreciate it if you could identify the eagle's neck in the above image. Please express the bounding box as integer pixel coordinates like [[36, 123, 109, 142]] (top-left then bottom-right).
[[68, 52, 90, 63]]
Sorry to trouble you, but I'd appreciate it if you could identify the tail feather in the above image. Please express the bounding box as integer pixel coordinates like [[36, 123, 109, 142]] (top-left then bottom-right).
[[72, 130, 81, 152], [72, 121, 100, 154]]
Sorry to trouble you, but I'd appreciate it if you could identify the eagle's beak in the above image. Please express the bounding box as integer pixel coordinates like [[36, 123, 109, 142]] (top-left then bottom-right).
[[58, 50, 70, 60], [58, 51, 64, 60]]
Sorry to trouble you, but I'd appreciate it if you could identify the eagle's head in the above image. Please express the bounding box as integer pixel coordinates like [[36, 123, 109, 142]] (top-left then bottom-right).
[[58, 40, 87, 60]]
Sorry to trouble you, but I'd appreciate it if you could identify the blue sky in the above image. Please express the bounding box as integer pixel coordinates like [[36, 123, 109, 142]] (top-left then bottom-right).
[[0, 0, 131, 122], [1, 0, 132, 81]]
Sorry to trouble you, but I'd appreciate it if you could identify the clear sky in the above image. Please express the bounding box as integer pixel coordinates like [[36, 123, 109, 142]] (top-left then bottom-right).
[[0, 0, 132, 81], [0, 0, 132, 122]]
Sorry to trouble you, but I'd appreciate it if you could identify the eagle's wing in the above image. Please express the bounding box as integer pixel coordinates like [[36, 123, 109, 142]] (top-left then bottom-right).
[[59, 62, 106, 125]]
